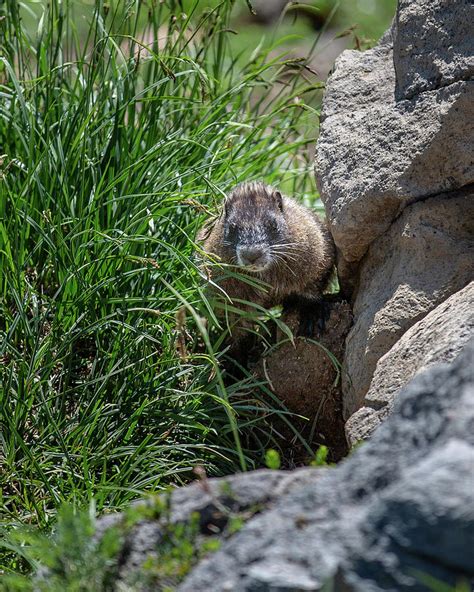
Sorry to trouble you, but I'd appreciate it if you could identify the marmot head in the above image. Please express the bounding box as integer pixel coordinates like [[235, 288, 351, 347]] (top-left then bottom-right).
[[221, 181, 289, 273]]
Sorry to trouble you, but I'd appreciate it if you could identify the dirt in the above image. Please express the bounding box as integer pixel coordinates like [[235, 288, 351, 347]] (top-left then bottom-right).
[[253, 298, 353, 463]]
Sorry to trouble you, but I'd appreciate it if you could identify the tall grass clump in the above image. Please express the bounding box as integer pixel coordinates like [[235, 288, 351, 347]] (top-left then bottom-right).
[[0, 0, 323, 572]]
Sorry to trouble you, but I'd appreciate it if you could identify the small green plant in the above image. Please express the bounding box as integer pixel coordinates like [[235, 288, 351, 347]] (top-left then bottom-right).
[[0, 499, 227, 591], [0, 505, 121, 592], [310, 445, 331, 467], [413, 571, 472, 592], [265, 448, 281, 470], [227, 515, 246, 535], [136, 512, 220, 589]]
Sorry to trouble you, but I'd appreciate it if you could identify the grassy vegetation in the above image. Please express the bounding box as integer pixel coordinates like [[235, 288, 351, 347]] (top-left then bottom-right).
[[1, 500, 225, 591], [0, 0, 334, 577]]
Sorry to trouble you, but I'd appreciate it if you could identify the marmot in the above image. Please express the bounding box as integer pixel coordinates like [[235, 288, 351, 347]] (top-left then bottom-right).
[[199, 181, 336, 338]]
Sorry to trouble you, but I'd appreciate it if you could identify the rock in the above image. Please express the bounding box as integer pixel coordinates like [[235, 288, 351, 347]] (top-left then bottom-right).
[[343, 407, 380, 448], [315, 12, 474, 266], [94, 468, 326, 590], [338, 441, 474, 591], [246, 559, 320, 591], [316, 0, 474, 425], [253, 299, 353, 461], [92, 342, 474, 591], [342, 188, 474, 418], [394, 0, 474, 99], [346, 282, 474, 444], [176, 341, 474, 592]]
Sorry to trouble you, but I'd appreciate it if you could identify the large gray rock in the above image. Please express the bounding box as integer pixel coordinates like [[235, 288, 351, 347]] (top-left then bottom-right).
[[93, 468, 325, 590], [346, 282, 474, 445], [394, 0, 474, 99], [315, 7, 474, 266], [342, 188, 474, 417], [180, 342, 474, 591], [337, 440, 474, 591], [93, 342, 474, 591]]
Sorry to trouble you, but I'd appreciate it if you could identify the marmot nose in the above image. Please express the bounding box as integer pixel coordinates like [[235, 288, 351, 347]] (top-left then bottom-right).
[[240, 246, 265, 265]]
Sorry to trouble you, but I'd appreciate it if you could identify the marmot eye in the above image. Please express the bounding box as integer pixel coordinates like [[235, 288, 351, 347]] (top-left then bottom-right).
[[225, 223, 238, 239]]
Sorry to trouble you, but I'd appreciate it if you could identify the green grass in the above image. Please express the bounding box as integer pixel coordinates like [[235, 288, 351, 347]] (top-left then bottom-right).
[[0, 501, 224, 591], [0, 0, 329, 576]]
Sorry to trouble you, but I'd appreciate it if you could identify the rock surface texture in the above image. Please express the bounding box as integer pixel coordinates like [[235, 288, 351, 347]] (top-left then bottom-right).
[[346, 282, 474, 445], [394, 0, 474, 99], [315, 0, 474, 428], [343, 189, 474, 416], [94, 342, 474, 591], [315, 4, 474, 265]]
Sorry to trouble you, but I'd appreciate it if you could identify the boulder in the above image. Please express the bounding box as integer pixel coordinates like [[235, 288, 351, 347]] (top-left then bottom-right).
[[315, 5, 474, 267], [93, 342, 474, 591], [394, 0, 474, 99], [93, 467, 326, 591], [178, 341, 474, 592], [346, 282, 474, 445], [337, 440, 474, 591], [342, 188, 474, 417]]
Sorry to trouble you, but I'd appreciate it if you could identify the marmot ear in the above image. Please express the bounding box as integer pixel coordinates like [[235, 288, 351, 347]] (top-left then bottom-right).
[[273, 191, 283, 211]]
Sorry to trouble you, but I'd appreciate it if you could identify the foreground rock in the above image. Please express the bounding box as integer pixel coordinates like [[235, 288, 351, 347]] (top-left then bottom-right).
[[346, 281, 474, 445], [94, 342, 474, 591], [93, 468, 325, 591]]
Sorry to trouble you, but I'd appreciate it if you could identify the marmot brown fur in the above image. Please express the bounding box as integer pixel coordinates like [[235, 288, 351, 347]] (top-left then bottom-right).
[[199, 181, 336, 338]]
